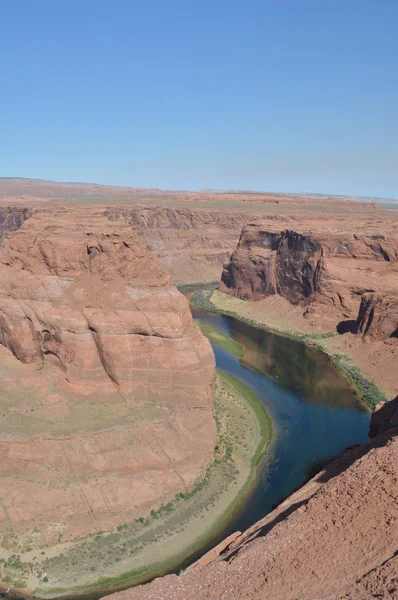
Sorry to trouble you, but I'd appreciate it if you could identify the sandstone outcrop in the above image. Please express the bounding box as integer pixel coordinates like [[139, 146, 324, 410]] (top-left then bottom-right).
[[220, 224, 397, 305], [107, 428, 398, 600], [0, 208, 216, 543], [369, 396, 398, 437], [356, 293, 398, 339], [220, 228, 325, 303], [219, 223, 398, 331], [105, 206, 264, 284]]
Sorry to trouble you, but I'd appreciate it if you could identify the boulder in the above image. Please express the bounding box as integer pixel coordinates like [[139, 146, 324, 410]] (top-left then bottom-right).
[[369, 396, 398, 437]]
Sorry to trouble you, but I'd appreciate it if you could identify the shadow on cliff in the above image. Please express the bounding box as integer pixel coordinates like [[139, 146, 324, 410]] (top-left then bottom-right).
[[223, 428, 397, 563]]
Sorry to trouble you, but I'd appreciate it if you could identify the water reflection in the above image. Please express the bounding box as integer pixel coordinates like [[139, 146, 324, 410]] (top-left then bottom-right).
[[191, 305, 370, 537], [229, 318, 366, 410], [67, 303, 371, 599]]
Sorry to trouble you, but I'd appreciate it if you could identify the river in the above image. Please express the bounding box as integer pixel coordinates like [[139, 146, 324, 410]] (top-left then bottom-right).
[[11, 302, 370, 600], [187, 305, 370, 546]]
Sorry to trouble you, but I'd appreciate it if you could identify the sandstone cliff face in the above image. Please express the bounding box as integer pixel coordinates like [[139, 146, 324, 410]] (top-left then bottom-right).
[[0, 209, 216, 542], [105, 207, 264, 284], [107, 429, 398, 600], [0, 210, 216, 401], [219, 223, 398, 330], [220, 228, 324, 303], [356, 293, 398, 339], [0, 206, 31, 246]]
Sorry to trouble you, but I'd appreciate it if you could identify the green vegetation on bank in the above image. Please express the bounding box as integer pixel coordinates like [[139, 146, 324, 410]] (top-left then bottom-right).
[[190, 289, 386, 409], [176, 281, 218, 295], [197, 320, 244, 358], [1, 372, 273, 599], [219, 372, 273, 467], [190, 289, 335, 342], [333, 355, 386, 408]]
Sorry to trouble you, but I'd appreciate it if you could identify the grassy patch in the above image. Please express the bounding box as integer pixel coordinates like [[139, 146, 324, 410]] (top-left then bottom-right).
[[190, 290, 335, 342], [197, 320, 244, 358], [333, 355, 386, 408], [218, 371, 273, 467], [177, 282, 218, 295]]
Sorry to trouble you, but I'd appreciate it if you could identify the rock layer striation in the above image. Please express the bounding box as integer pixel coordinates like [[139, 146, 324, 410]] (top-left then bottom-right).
[[0, 209, 216, 543], [105, 206, 264, 284], [220, 223, 398, 339]]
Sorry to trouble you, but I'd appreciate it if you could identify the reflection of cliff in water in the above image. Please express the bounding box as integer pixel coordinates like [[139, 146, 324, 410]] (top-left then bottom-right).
[[229, 319, 366, 410]]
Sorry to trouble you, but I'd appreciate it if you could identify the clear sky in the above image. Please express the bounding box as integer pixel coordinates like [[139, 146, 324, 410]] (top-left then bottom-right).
[[1, 0, 397, 197]]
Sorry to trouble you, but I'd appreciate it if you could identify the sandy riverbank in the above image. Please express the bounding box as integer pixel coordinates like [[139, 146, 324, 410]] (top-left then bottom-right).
[[191, 289, 397, 405], [0, 372, 273, 600]]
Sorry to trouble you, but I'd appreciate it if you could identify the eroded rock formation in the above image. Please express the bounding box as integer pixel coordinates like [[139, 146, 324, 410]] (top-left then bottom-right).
[[220, 228, 325, 303], [356, 293, 398, 339], [369, 396, 398, 437], [0, 206, 31, 245], [219, 223, 398, 336], [105, 206, 264, 284], [0, 209, 216, 542]]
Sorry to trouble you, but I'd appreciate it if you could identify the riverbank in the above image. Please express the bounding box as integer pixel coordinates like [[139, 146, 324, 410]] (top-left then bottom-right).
[[197, 320, 244, 358], [190, 289, 391, 408], [0, 372, 272, 600]]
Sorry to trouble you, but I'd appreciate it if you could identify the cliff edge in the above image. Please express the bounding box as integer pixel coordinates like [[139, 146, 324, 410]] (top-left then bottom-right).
[[0, 208, 216, 546], [106, 427, 398, 600]]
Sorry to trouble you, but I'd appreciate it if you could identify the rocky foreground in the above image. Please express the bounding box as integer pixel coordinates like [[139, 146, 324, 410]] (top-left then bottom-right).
[[107, 423, 398, 600]]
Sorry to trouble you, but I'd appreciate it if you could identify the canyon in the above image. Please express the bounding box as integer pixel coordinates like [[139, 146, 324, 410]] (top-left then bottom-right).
[[0, 177, 390, 287], [0, 179, 397, 599]]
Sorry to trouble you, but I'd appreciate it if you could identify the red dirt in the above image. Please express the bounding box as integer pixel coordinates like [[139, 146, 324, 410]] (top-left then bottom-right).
[[106, 428, 398, 600]]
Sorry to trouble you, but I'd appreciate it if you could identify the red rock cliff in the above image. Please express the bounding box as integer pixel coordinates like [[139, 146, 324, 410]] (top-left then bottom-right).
[[0, 208, 216, 542], [219, 222, 398, 333], [105, 206, 265, 284], [356, 293, 398, 339]]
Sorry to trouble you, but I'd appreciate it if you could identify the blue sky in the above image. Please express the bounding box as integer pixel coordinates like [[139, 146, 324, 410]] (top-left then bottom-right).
[[1, 0, 397, 197]]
